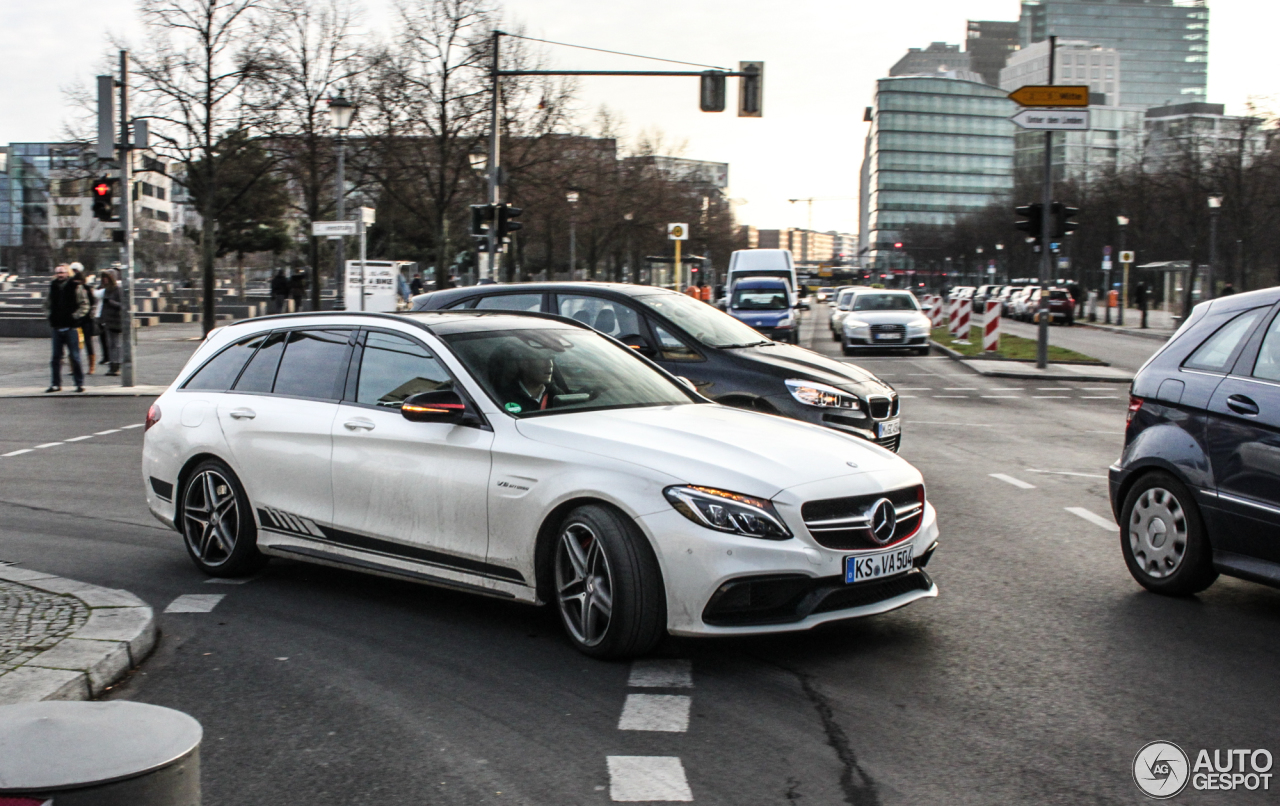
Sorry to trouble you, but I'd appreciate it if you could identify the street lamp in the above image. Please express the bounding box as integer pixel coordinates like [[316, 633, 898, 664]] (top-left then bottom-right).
[[327, 91, 356, 310], [623, 211, 634, 283], [1207, 195, 1223, 301], [1115, 215, 1129, 325], [995, 243, 1004, 283], [566, 190, 580, 280]]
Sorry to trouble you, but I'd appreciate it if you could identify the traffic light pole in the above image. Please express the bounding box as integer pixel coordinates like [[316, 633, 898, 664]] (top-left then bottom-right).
[[1036, 36, 1057, 370], [118, 50, 136, 388], [485, 30, 501, 282]]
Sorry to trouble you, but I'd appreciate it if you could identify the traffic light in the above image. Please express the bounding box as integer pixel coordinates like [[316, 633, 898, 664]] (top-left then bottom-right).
[[91, 177, 117, 222], [470, 204, 494, 238], [1051, 202, 1079, 238], [894, 242, 904, 249], [496, 204, 523, 238], [700, 71, 726, 112], [1014, 203, 1043, 245], [738, 62, 763, 117]]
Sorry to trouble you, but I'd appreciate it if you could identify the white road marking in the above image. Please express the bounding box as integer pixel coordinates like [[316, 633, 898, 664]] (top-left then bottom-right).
[[121, 423, 144, 429], [34, 443, 63, 449], [896, 387, 933, 390], [63, 435, 94, 442], [1027, 469, 1107, 479], [1037, 387, 1074, 391], [1065, 507, 1117, 530], [1, 449, 33, 457], [911, 421, 997, 426], [618, 695, 691, 732], [1081, 396, 1119, 399], [95, 429, 121, 435], [164, 594, 226, 613], [988, 387, 1025, 391], [933, 395, 969, 398], [607, 756, 693, 802], [901, 395, 919, 398], [944, 387, 977, 390], [1033, 396, 1069, 399], [204, 577, 252, 584], [990, 473, 1036, 489], [981, 395, 1020, 399], [628, 659, 692, 688]]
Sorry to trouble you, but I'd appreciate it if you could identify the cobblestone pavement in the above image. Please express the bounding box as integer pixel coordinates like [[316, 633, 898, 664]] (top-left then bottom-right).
[[0, 579, 88, 674]]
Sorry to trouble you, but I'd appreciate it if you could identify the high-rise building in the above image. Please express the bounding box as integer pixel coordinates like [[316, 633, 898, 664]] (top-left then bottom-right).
[[1000, 39, 1122, 105], [889, 43, 974, 79], [1144, 102, 1267, 169], [966, 20, 1020, 86], [1013, 106, 1146, 185], [1018, 0, 1209, 109], [859, 76, 1016, 268]]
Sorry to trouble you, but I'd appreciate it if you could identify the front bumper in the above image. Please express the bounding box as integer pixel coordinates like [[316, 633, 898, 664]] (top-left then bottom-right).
[[843, 335, 929, 348], [638, 502, 939, 636]]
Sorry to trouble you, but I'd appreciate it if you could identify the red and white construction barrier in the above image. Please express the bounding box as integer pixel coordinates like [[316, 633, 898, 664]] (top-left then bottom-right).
[[982, 299, 1001, 352], [949, 298, 972, 343], [927, 295, 945, 327]]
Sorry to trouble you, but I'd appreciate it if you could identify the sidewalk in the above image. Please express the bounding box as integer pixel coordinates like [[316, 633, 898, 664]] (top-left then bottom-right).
[[961, 359, 1133, 383], [0, 565, 156, 704], [1079, 306, 1178, 342], [0, 322, 202, 393]]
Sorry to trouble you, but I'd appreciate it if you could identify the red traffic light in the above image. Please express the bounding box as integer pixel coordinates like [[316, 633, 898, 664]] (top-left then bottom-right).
[[894, 242, 903, 249], [94, 182, 111, 197]]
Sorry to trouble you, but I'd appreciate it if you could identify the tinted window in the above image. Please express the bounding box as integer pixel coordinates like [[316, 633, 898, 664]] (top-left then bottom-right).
[[356, 332, 453, 408], [1184, 309, 1264, 373], [183, 334, 263, 391], [273, 329, 352, 399], [557, 295, 642, 339], [731, 287, 788, 310], [474, 293, 542, 312], [652, 324, 700, 361], [637, 293, 764, 348], [853, 293, 918, 312], [1252, 312, 1280, 382], [233, 331, 285, 393]]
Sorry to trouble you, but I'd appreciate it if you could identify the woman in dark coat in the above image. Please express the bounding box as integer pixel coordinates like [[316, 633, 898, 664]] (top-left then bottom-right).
[[100, 270, 124, 376]]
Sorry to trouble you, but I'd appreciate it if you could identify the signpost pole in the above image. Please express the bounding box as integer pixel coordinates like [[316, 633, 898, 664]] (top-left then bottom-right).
[[118, 50, 136, 387], [674, 238, 682, 291], [1036, 36, 1057, 370]]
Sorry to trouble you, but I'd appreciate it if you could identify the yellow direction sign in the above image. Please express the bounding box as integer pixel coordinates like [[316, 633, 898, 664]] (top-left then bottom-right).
[[1008, 85, 1090, 107]]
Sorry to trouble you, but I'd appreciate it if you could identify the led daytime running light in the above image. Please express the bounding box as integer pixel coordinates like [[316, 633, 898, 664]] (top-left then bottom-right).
[[664, 485, 792, 540], [785, 379, 861, 410]]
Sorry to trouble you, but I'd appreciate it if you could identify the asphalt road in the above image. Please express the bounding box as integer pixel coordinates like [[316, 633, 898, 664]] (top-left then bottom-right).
[[1, 316, 1278, 805]]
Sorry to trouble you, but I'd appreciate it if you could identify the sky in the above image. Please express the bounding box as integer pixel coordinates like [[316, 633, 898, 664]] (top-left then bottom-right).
[[2, 0, 1275, 234]]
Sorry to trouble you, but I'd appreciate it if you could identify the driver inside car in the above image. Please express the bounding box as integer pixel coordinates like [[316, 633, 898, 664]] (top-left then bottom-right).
[[491, 343, 562, 413]]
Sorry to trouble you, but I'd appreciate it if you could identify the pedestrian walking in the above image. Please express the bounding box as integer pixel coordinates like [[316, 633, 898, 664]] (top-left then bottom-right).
[[100, 270, 124, 376], [92, 272, 110, 366], [43, 264, 88, 393], [270, 270, 289, 314], [289, 270, 307, 312], [410, 272, 425, 296], [70, 264, 98, 375]]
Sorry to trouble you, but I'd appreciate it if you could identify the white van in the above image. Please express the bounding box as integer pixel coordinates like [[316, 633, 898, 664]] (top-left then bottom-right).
[[723, 249, 799, 309]]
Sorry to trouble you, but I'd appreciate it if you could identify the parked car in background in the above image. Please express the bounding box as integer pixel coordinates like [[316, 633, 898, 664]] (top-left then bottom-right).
[[816, 287, 834, 304], [1044, 287, 1075, 325], [1012, 286, 1040, 321], [411, 282, 904, 450], [949, 286, 975, 303], [840, 289, 932, 357], [973, 284, 1001, 310], [1110, 287, 1280, 599], [829, 287, 860, 339], [726, 278, 797, 343], [997, 285, 1020, 316]]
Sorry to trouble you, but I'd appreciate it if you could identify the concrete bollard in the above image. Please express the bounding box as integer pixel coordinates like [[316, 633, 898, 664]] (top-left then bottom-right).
[[0, 701, 202, 806]]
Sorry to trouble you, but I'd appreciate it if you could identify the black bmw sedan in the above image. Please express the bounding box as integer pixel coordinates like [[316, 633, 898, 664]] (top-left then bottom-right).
[[1111, 286, 1280, 595], [411, 283, 903, 450]]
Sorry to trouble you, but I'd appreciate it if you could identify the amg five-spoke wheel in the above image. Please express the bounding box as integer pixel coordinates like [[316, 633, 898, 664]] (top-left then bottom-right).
[[179, 459, 266, 577], [1119, 471, 1216, 596], [556, 523, 614, 648]]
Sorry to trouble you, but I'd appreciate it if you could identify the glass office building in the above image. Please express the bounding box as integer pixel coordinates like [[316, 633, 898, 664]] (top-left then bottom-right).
[[1019, 0, 1209, 109], [859, 76, 1016, 268]]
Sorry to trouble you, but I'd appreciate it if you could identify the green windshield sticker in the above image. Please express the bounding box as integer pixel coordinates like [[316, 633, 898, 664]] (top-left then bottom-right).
[[504, 402, 522, 413]]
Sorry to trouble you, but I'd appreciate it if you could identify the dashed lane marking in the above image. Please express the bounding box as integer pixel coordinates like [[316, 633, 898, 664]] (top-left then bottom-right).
[[628, 659, 693, 688], [121, 423, 144, 429], [164, 594, 226, 613], [607, 756, 693, 802], [943, 387, 978, 390], [1037, 387, 1075, 391], [618, 695, 691, 732], [34, 443, 63, 449], [1, 449, 33, 457], [990, 473, 1036, 489], [1081, 396, 1119, 399], [1065, 507, 1117, 530], [1027, 469, 1107, 479], [981, 395, 1020, 399], [933, 395, 969, 399], [912, 421, 997, 426], [63, 435, 94, 442], [1032, 396, 1070, 399], [203, 577, 252, 584], [2, 426, 144, 459], [94, 429, 121, 435]]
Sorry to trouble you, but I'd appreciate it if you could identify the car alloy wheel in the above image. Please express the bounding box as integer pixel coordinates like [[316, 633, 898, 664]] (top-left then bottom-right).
[[184, 468, 241, 567], [1129, 486, 1188, 579], [555, 522, 614, 647]]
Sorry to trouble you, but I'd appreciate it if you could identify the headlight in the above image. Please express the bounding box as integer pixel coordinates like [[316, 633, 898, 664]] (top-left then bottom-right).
[[907, 318, 931, 333], [777, 315, 794, 327], [785, 379, 862, 410], [844, 318, 870, 332], [663, 486, 792, 540]]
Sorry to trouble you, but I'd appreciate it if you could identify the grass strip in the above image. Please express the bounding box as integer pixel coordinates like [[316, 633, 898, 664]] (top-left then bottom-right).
[[931, 326, 1101, 363]]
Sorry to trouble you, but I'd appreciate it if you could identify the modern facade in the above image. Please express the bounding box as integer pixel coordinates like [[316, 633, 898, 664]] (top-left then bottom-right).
[[1018, 0, 1209, 109], [1013, 105, 1146, 185], [859, 76, 1016, 267], [1000, 39, 1122, 105], [1144, 102, 1267, 169], [966, 20, 1020, 86], [889, 43, 973, 78]]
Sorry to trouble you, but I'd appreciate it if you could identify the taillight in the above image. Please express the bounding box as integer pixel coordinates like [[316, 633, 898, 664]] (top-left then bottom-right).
[[1126, 395, 1143, 427], [145, 402, 162, 431]]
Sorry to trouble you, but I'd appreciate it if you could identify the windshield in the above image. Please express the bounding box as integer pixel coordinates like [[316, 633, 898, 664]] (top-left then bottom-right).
[[636, 293, 767, 347], [853, 293, 920, 312], [731, 286, 789, 311], [442, 327, 693, 418]]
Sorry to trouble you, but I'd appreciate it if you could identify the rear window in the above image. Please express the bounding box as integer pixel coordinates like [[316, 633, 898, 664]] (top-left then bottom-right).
[[1183, 309, 1265, 373], [182, 334, 263, 391], [1049, 290, 1070, 300]]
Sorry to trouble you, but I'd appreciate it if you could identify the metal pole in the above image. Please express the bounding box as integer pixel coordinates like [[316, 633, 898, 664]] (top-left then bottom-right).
[[1117, 224, 1126, 326], [569, 217, 576, 280], [359, 218, 367, 310], [118, 50, 136, 388], [674, 238, 682, 290], [1036, 36, 1056, 370], [485, 30, 502, 281], [1207, 209, 1219, 301], [335, 133, 346, 308]]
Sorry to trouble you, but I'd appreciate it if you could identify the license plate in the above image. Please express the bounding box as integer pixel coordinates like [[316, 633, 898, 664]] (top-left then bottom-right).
[[877, 419, 901, 438], [874, 333, 901, 340], [845, 546, 915, 584]]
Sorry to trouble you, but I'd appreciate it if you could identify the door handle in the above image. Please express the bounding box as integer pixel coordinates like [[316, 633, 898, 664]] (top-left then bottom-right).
[[1226, 394, 1259, 416], [343, 419, 375, 431], [228, 408, 256, 420]]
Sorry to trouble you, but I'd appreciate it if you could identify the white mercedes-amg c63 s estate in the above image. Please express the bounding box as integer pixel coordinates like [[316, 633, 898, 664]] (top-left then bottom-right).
[[143, 310, 939, 657]]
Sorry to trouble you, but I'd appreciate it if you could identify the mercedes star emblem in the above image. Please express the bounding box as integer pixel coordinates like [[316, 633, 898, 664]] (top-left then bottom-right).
[[869, 498, 896, 545]]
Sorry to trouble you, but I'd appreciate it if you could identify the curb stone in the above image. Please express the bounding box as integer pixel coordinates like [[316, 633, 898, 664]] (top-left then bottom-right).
[[0, 566, 156, 705], [928, 340, 1134, 384]]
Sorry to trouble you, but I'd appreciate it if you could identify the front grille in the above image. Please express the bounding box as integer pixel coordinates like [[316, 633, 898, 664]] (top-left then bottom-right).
[[702, 569, 934, 626], [801, 485, 924, 550], [868, 396, 892, 419], [870, 324, 905, 340]]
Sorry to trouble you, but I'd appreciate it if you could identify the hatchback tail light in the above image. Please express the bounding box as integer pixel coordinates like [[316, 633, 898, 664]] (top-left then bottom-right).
[[1126, 395, 1143, 427], [145, 402, 162, 431]]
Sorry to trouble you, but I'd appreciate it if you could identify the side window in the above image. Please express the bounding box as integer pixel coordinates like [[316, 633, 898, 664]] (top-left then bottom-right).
[[652, 323, 700, 362], [233, 331, 286, 393], [1252, 312, 1280, 382], [557, 295, 642, 339], [273, 329, 352, 399], [474, 293, 543, 312], [445, 298, 478, 310], [1184, 309, 1265, 373], [182, 333, 263, 391], [356, 332, 454, 408]]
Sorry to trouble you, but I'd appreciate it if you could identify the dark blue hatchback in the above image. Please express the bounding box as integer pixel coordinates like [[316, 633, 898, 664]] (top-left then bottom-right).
[[1111, 286, 1280, 595]]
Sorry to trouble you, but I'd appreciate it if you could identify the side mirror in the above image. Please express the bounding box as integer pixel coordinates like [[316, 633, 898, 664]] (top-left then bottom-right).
[[402, 390, 468, 424], [675, 376, 697, 393], [620, 334, 656, 358]]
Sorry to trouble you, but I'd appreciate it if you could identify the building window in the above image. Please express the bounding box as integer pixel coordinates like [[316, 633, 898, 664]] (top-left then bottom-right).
[[55, 227, 78, 240], [156, 210, 170, 222], [155, 186, 166, 200], [1092, 68, 1100, 79], [54, 204, 79, 218]]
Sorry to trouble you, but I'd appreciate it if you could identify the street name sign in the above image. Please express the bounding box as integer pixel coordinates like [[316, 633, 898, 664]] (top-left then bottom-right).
[[1010, 108, 1091, 131], [312, 220, 358, 236], [1008, 85, 1090, 107]]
